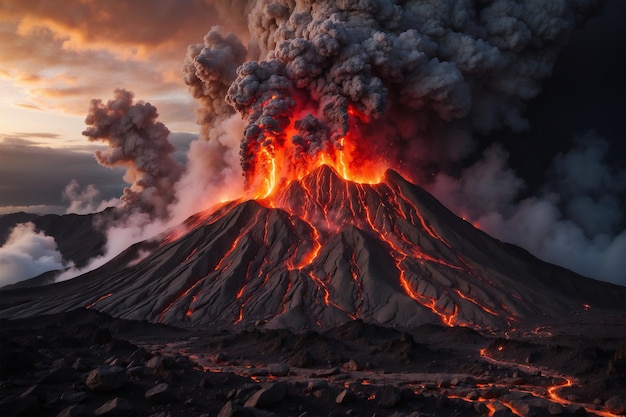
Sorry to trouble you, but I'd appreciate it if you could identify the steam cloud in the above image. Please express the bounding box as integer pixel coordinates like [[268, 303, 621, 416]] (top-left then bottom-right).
[[429, 132, 626, 285], [0, 222, 68, 287], [83, 89, 183, 219], [63, 180, 120, 215]]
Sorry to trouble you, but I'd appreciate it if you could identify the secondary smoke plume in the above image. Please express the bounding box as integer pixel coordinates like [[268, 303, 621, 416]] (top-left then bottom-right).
[[63, 180, 120, 215], [83, 88, 183, 219], [0, 222, 67, 287]]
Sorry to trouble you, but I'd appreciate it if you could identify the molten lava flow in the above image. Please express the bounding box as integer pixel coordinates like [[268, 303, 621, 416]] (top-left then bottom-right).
[[85, 293, 113, 309], [247, 106, 388, 200]]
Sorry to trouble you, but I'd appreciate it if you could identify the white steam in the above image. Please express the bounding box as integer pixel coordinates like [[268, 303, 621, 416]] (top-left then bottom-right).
[[429, 132, 626, 285], [63, 180, 120, 215], [0, 222, 69, 287]]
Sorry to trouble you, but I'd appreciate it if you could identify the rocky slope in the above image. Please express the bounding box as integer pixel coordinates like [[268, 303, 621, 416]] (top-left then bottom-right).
[[1, 165, 624, 330]]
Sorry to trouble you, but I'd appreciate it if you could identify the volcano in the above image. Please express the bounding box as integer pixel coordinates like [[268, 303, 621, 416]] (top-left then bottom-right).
[[1, 165, 624, 331]]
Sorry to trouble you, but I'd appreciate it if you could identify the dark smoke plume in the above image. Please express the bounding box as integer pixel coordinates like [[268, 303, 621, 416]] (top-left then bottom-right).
[[83, 89, 183, 219], [183, 26, 247, 140], [195, 0, 598, 184]]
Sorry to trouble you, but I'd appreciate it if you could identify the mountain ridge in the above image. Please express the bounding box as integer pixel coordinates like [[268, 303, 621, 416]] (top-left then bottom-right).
[[1, 165, 624, 331]]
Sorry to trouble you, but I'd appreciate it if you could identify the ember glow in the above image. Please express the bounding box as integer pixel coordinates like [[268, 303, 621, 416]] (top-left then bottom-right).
[[245, 106, 389, 200]]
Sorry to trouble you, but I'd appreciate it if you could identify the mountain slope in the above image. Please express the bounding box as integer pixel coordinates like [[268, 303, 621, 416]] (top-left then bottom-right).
[[1, 166, 624, 331]]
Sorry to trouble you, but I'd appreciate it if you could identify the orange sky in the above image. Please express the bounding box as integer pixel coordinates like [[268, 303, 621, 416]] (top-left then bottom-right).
[[0, 0, 239, 147]]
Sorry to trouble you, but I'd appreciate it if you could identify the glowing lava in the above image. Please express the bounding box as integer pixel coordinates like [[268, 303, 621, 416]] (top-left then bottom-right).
[[247, 106, 389, 200]]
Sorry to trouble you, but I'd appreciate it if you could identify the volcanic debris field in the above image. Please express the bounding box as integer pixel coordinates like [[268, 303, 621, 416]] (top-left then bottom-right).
[[1, 309, 625, 417], [1, 166, 626, 417]]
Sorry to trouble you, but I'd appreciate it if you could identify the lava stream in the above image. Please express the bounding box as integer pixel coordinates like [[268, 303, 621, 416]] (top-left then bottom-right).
[[479, 348, 621, 417]]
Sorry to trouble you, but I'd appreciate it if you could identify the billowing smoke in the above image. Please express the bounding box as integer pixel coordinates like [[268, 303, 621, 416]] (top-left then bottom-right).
[[429, 132, 626, 286], [63, 180, 120, 215], [83, 88, 183, 219], [193, 0, 599, 185], [0, 222, 68, 287]]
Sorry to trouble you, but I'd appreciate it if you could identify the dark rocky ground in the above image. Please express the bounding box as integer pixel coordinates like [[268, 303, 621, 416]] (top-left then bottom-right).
[[1, 309, 625, 417]]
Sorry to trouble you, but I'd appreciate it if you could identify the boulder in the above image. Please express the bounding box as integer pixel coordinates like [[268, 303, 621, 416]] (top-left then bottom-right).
[[267, 363, 289, 377], [57, 405, 88, 417], [547, 402, 565, 415], [244, 382, 287, 408], [336, 389, 355, 404], [606, 396, 626, 415], [312, 367, 340, 377], [145, 383, 175, 404], [566, 403, 586, 416], [378, 386, 402, 408], [306, 380, 329, 392], [85, 366, 128, 392], [343, 359, 360, 371], [93, 397, 134, 416], [473, 402, 489, 414]]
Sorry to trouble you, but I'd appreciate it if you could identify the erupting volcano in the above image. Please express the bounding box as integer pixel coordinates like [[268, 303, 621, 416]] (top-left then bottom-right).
[[3, 164, 624, 333]]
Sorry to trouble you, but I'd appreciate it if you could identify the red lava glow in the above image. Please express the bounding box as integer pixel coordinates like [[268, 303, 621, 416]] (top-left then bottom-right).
[[85, 293, 113, 309], [247, 106, 389, 200], [480, 347, 622, 417]]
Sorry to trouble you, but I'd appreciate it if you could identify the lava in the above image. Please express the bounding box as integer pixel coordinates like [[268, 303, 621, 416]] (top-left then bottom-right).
[[85, 293, 113, 309], [246, 105, 389, 201], [480, 346, 622, 417]]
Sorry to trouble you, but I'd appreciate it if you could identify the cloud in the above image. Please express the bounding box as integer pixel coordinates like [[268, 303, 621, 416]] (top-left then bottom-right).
[[0, 0, 233, 130], [0, 222, 68, 287], [63, 180, 119, 215], [0, 138, 125, 212], [428, 132, 626, 286], [0, 205, 65, 216]]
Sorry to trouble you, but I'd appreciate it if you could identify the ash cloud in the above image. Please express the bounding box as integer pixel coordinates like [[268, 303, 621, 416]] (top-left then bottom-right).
[[83, 89, 183, 219], [0, 222, 68, 287], [215, 0, 598, 183]]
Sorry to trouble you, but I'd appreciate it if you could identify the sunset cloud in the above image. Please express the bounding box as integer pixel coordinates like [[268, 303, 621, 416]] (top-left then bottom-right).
[[0, 0, 240, 132]]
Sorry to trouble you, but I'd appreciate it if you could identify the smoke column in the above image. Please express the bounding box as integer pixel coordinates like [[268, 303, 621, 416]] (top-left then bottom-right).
[[184, 0, 598, 186], [83, 88, 183, 219]]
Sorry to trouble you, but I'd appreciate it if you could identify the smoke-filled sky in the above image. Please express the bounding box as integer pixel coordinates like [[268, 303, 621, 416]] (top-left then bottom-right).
[[0, 0, 624, 286]]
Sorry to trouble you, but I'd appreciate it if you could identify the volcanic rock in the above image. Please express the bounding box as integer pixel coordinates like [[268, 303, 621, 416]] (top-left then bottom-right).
[[288, 349, 315, 368], [335, 389, 355, 404], [93, 397, 134, 416], [606, 396, 626, 415], [0, 394, 40, 416], [145, 382, 175, 403], [547, 402, 565, 415], [217, 401, 278, 417], [85, 365, 128, 391], [243, 382, 287, 408], [57, 405, 88, 417], [267, 363, 289, 377], [378, 385, 402, 408], [566, 403, 586, 415], [60, 391, 87, 403]]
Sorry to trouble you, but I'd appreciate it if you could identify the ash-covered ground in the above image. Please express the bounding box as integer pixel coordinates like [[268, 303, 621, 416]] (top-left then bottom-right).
[[1, 309, 625, 417]]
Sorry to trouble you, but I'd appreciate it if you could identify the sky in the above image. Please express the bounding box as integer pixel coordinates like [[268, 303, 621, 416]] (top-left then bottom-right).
[[0, 0, 624, 286]]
